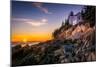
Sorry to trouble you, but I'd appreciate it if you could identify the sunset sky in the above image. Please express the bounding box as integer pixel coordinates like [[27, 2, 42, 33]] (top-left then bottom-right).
[[11, 1, 83, 42]]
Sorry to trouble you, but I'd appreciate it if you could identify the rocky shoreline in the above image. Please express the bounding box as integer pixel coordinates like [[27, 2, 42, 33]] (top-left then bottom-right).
[[12, 23, 96, 66]]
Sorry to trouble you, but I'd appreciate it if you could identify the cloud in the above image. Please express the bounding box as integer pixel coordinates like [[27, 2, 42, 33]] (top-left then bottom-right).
[[25, 19, 48, 26], [12, 18, 30, 22], [33, 2, 52, 14], [12, 18, 48, 27], [41, 18, 48, 22]]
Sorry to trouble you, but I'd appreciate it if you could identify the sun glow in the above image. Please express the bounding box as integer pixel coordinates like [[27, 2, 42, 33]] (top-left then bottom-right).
[[11, 33, 53, 42], [23, 38, 27, 43]]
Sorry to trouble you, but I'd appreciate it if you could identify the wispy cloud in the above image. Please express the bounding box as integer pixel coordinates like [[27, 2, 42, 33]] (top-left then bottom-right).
[[12, 18, 30, 22], [25, 19, 48, 26], [33, 2, 52, 14], [12, 18, 48, 27]]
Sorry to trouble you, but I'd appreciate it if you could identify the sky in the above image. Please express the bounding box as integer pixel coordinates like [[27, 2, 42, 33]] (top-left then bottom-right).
[[11, 1, 84, 42]]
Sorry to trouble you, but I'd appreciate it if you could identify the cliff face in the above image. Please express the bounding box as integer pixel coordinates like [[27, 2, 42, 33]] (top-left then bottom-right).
[[53, 22, 96, 62], [57, 23, 95, 40]]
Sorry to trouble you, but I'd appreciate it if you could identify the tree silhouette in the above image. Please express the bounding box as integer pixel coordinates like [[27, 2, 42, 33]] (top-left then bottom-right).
[[52, 29, 59, 39], [65, 19, 69, 26], [81, 6, 96, 27]]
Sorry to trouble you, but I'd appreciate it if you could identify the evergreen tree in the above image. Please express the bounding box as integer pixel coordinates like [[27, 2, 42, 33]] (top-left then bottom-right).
[[81, 6, 96, 26], [65, 19, 69, 26], [52, 29, 59, 38], [62, 21, 65, 26]]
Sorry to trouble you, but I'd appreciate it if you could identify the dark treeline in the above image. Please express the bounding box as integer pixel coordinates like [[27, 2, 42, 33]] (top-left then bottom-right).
[[81, 6, 96, 27]]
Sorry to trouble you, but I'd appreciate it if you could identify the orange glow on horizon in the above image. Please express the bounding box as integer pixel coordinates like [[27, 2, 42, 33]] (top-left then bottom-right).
[[11, 33, 53, 42], [23, 38, 27, 43]]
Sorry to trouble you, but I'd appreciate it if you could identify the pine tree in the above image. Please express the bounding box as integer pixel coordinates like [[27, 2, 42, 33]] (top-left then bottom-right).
[[81, 6, 96, 27], [52, 29, 59, 38]]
